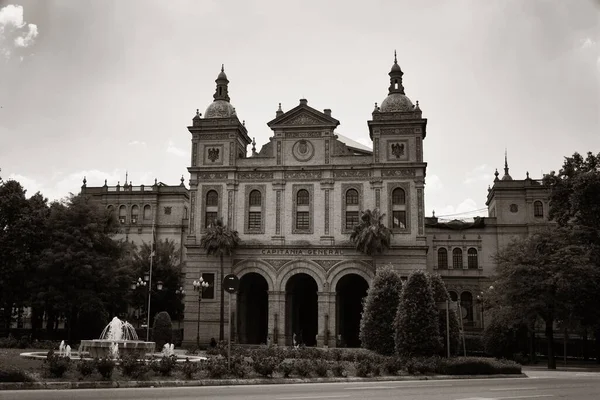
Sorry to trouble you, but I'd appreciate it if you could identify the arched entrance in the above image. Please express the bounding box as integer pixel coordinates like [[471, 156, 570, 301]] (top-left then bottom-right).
[[285, 273, 318, 347], [237, 273, 268, 344], [336, 274, 369, 348]]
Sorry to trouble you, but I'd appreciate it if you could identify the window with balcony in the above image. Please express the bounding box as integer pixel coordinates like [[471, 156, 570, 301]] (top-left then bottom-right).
[[467, 248, 478, 269], [130, 205, 139, 224], [534, 201, 544, 218], [452, 248, 463, 269], [391, 187, 406, 229], [119, 205, 127, 224], [437, 248, 448, 269]]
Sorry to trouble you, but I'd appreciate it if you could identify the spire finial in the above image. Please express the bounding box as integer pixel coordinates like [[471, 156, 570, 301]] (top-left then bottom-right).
[[221, 64, 224, 72], [394, 50, 397, 64], [432, 210, 436, 218], [125, 171, 128, 185], [181, 175, 185, 185], [503, 148, 512, 180], [82, 176, 87, 186], [252, 137, 257, 155]]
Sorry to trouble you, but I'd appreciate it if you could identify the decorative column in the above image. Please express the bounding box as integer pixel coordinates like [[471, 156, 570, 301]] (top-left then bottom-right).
[[317, 282, 335, 347], [268, 291, 285, 345], [320, 180, 334, 245], [272, 181, 285, 245]]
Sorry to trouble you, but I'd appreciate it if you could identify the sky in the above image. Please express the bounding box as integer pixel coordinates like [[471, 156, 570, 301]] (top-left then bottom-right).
[[1, 0, 599, 220]]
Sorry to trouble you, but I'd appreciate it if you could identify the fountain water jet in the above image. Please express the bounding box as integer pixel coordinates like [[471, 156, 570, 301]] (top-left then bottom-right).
[[79, 317, 155, 359]]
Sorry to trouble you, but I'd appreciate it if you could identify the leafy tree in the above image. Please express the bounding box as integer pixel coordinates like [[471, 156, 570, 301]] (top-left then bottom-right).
[[199, 218, 240, 341], [0, 179, 50, 334], [350, 209, 392, 268], [493, 227, 598, 369], [395, 270, 441, 357], [33, 194, 133, 340], [153, 311, 173, 350], [130, 239, 185, 323], [359, 265, 402, 355], [428, 273, 460, 356]]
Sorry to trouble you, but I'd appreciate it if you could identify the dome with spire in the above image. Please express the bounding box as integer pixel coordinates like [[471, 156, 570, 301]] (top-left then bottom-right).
[[379, 51, 415, 113], [204, 65, 237, 119]]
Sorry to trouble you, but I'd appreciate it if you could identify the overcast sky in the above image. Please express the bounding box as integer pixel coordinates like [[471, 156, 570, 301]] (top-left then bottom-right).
[[1, 0, 599, 219]]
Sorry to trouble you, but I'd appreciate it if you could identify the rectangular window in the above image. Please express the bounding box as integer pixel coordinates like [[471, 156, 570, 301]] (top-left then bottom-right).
[[392, 211, 406, 229], [296, 211, 309, 230], [345, 211, 359, 230], [248, 212, 261, 230], [201, 273, 215, 299], [205, 212, 217, 228]]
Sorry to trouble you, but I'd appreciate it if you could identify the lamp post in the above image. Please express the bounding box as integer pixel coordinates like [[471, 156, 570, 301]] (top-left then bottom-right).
[[476, 285, 493, 330], [193, 277, 210, 348], [130, 275, 163, 339]]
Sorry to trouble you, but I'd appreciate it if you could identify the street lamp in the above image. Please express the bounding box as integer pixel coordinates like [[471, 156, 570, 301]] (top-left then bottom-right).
[[193, 277, 210, 348], [130, 275, 163, 339], [476, 286, 494, 330]]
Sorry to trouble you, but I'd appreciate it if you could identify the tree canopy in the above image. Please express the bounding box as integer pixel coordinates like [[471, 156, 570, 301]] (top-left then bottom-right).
[[350, 208, 392, 257]]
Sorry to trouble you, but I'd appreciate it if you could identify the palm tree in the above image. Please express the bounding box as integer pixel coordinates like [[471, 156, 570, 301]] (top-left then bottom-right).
[[350, 208, 392, 266], [199, 218, 240, 341]]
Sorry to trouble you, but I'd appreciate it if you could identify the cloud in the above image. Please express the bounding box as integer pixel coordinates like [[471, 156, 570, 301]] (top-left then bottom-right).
[[432, 198, 486, 220], [0, 5, 38, 59], [426, 174, 443, 192], [463, 164, 492, 184], [580, 37, 596, 50], [128, 140, 147, 147], [166, 140, 187, 157], [8, 169, 124, 201]]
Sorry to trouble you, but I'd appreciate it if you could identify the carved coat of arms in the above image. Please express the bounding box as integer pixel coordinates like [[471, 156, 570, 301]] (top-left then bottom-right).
[[207, 147, 220, 162], [391, 143, 405, 158]]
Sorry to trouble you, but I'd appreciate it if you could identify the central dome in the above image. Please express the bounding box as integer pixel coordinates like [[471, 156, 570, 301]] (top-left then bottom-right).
[[380, 92, 414, 112], [205, 100, 236, 118]]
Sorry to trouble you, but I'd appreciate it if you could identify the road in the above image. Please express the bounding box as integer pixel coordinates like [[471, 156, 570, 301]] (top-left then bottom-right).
[[2, 370, 599, 400]]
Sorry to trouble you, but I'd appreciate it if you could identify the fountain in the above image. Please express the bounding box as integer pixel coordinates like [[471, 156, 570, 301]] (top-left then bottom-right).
[[79, 317, 155, 359]]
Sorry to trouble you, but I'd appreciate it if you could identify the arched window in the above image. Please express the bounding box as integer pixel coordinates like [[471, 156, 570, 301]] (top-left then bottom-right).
[[467, 248, 478, 269], [131, 205, 139, 224], [206, 190, 218, 206], [452, 248, 463, 269], [143, 205, 152, 220], [345, 189, 359, 230], [437, 248, 448, 269], [391, 187, 406, 229], [249, 190, 261, 206], [461, 292, 474, 324], [392, 188, 405, 205], [119, 205, 127, 224], [534, 201, 544, 218], [297, 189, 309, 206], [248, 190, 262, 231], [205, 190, 218, 228], [448, 291, 458, 302], [295, 189, 310, 231]]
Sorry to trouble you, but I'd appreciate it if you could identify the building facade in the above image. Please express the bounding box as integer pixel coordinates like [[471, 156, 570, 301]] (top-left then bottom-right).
[[83, 58, 551, 347]]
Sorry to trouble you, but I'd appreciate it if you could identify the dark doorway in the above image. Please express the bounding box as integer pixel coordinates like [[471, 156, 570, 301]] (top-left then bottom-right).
[[285, 273, 318, 347], [237, 273, 268, 344], [336, 274, 369, 348]]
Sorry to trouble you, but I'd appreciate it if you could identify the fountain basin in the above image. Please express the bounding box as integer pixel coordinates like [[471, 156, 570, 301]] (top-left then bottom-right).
[[80, 339, 156, 359]]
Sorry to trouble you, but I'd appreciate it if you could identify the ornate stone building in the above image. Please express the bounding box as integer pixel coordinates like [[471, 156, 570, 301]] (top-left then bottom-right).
[[83, 57, 551, 346]]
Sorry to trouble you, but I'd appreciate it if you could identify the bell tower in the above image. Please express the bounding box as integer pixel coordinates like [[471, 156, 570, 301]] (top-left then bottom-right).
[[368, 52, 428, 240]]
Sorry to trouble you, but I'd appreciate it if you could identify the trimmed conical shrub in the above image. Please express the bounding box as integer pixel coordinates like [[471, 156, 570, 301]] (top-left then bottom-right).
[[153, 311, 173, 350], [395, 270, 442, 357], [428, 273, 460, 356], [359, 265, 403, 355]]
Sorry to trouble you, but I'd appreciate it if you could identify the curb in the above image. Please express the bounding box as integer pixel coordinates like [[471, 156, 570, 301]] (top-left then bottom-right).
[[0, 373, 527, 391]]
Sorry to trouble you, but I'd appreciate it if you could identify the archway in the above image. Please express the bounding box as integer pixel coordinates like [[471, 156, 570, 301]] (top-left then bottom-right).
[[237, 273, 268, 344], [285, 273, 318, 347], [336, 274, 369, 348]]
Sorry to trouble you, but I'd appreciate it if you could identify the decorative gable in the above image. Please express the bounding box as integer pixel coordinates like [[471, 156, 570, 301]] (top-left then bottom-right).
[[267, 99, 340, 129]]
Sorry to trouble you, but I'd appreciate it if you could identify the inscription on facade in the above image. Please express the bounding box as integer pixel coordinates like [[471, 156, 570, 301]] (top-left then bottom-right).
[[334, 170, 371, 178], [382, 169, 416, 177], [261, 249, 344, 256], [238, 172, 274, 180], [286, 131, 321, 138], [284, 171, 322, 180]]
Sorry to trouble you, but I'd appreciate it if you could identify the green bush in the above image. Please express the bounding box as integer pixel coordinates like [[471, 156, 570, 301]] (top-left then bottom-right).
[[331, 361, 347, 377], [96, 357, 115, 379], [359, 265, 403, 355], [314, 359, 329, 377], [355, 360, 372, 377], [395, 270, 442, 357], [182, 358, 199, 379], [153, 311, 173, 351], [150, 355, 178, 377], [0, 363, 34, 382], [206, 357, 228, 378], [76, 356, 96, 377], [406, 356, 445, 375], [278, 360, 294, 378], [428, 273, 461, 356], [382, 356, 403, 375], [483, 312, 523, 359], [442, 357, 522, 375], [119, 354, 149, 379], [44, 350, 71, 378], [252, 356, 279, 377], [294, 359, 313, 378]]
